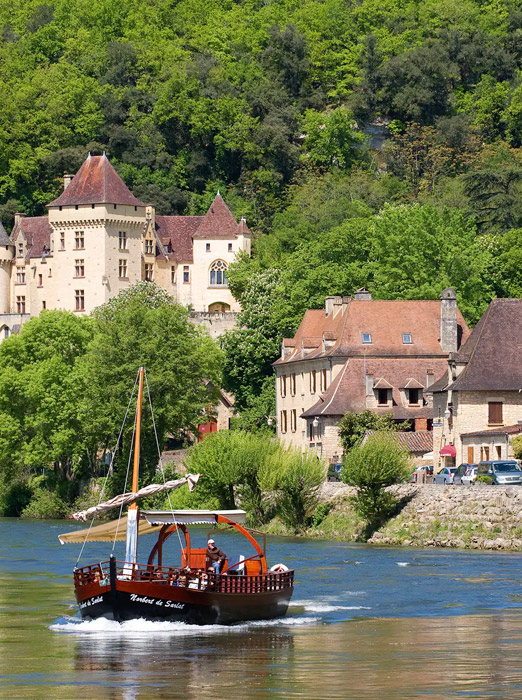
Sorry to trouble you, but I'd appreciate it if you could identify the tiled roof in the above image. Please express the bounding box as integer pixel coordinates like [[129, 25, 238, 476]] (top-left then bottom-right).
[[0, 222, 13, 246], [48, 154, 146, 207], [12, 217, 51, 260], [193, 193, 241, 239], [155, 216, 203, 263], [431, 299, 522, 392], [301, 356, 446, 419], [461, 424, 522, 438], [276, 298, 470, 365], [363, 429, 433, 454]]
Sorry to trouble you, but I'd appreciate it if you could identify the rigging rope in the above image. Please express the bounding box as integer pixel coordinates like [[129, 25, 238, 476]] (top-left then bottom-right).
[[112, 399, 137, 549]]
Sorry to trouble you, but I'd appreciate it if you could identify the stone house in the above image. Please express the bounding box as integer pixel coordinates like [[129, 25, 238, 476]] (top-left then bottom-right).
[[0, 154, 250, 338], [273, 288, 470, 462], [430, 298, 522, 468]]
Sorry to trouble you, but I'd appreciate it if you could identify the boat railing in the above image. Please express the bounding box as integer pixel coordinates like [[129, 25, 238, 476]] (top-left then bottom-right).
[[74, 560, 294, 593]]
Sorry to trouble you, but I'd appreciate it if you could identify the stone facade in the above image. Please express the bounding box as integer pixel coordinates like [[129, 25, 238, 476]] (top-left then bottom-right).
[[0, 155, 250, 339]]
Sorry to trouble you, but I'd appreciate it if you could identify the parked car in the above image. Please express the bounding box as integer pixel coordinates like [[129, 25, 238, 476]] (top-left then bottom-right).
[[410, 465, 434, 482], [477, 460, 522, 485], [453, 463, 477, 485], [328, 463, 343, 482], [462, 466, 478, 485], [434, 466, 457, 484]]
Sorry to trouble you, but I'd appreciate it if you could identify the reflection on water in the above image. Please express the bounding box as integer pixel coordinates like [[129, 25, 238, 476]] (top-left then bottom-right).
[[3, 518, 522, 698]]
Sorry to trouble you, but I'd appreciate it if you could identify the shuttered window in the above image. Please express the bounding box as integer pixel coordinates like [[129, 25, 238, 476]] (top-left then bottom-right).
[[488, 402, 503, 424]]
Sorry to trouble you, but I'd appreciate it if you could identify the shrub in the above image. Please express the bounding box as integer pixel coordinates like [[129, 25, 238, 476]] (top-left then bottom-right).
[[21, 488, 68, 519], [273, 452, 325, 532], [342, 431, 409, 539], [476, 475, 493, 484]]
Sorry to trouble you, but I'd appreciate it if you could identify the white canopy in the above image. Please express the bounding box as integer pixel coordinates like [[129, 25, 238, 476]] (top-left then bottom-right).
[[142, 509, 247, 526]]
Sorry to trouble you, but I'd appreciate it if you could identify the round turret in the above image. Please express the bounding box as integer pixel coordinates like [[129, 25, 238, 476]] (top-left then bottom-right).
[[0, 223, 15, 315]]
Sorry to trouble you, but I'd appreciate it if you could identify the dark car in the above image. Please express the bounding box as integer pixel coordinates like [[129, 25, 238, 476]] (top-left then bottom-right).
[[477, 460, 522, 485], [453, 463, 477, 485]]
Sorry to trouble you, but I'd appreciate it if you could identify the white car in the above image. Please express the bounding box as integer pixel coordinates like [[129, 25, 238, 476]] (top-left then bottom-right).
[[461, 466, 478, 485]]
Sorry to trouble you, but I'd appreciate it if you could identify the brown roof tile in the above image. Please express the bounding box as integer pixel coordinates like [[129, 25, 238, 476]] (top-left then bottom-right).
[[364, 429, 433, 454], [12, 216, 51, 259], [155, 216, 203, 263], [0, 222, 13, 247], [48, 155, 146, 207], [193, 193, 241, 239], [461, 424, 522, 437]]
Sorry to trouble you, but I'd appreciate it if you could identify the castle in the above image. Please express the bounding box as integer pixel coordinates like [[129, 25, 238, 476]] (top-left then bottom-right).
[[0, 154, 251, 339]]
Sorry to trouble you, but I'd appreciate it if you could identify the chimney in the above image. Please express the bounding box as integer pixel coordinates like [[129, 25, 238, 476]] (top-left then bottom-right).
[[426, 369, 434, 387], [365, 370, 374, 396], [63, 174, 74, 190], [14, 212, 26, 227], [325, 295, 341, 317], [354, 288, 372, 300], [440, 287, 457, 353], [415, 416, 428, 431]]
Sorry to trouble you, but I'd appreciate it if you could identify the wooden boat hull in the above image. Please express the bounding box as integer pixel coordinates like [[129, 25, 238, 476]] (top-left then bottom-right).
[[76, 580, 293, 625]]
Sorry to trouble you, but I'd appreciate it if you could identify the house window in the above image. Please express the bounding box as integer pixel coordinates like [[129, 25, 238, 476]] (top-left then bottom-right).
[[145, 239, 154, 255], [362, 333, 372, 344], [119, 231, 127, 250], [310, 370, 317, 394], [119, 259, 128, 278], [402, 333, 413, 344], [18, 242, 23, 257], [74, 231, 84, 249], [75, 259, 85, 278], [16, 296, 25, 314], [320, 368, 327, 392], [488, 402, 503, 425], [171, 266, 176, 284], [377, 388, 388, 405], [75, 290, 85, 311], [408, 388, 420, 405], [280, 410, 288, 433], [280, 375, 287, 398], [16, 267, 25, 284], [291, 409, 297, 432], [209, 260, 228, 286], [3, 326, 9, 338], [183, 266, 190, 283], [290, 373, 296, 396], [206, 243, 211, 252], [228, 243, 233, 252], [38, 274, 43, 287], [144, 263, 153, 281], [59, 232, 65, 250], [496, 445, 502, 459]]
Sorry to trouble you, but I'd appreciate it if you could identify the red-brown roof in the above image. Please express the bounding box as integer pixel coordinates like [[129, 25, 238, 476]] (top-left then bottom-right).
[[155, 216, 203, 263], [461, 424, 522, 438], [301, 356, 447, 419], [363, 429, 433, 454], [12, 216, 51, 259], [48, 155, 146, 207], [193, 193, 241, 239]]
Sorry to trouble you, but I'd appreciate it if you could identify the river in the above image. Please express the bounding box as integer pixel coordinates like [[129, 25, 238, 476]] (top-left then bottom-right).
[[2, 517, 522, 699]]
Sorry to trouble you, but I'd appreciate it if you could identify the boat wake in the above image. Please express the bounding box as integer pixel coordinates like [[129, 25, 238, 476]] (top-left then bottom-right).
[[289, 600, 371, 613], [49, 614, 319, 636]]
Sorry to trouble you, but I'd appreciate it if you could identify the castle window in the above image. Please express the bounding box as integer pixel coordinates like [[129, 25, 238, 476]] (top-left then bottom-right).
[[320, 368, 327, 392], [119, 231, 127, 250], [290, 373, 296, 396], [74, 231, 84, 249], [145, 239, 154, 255], [183, 266, 190, 283], [91, 204, 95, 209], [119, 259, 128, 279], [42, 301, 46, 310], [310, 370, 317, 394], [171, 266, 175, 284], [209, 260, 227, 286], [75, 290, 85, 311], [291, 409, 297, 432], [16, 267, 25, 284], [3, 326, 9, 338], [280, 410, 288, 433], [362, 333, 372, 344], [280, 375, 286, 398], [402, 333, 413, 344], [206, 243, 211, 252], [144, 263, 153, 281], [75, 259, 85, 278], [16, 296, 25, 314], [228, 243, 232, 252], [38, 274, 43, 287], [18, 242, 23, 257], [59, 232, 65, 250]]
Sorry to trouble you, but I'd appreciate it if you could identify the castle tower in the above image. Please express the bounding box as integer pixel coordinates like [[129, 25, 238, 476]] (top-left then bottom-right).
[[0, 223, 15, 314]]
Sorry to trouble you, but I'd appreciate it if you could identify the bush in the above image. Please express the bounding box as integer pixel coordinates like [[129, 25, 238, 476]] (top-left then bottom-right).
[[0, 477, 32, 516], [273, 452, 325, 532], [476, 475, 493, 484], [311, 502, 333, 527], [21, 488, 68, 519], [342, 431, 409, 539]]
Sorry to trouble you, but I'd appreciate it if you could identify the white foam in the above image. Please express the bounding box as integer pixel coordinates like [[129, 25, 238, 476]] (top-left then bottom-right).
[[396, 562, 410, 567], [289, 600, 371, 613], [49, 615, 318, 636]]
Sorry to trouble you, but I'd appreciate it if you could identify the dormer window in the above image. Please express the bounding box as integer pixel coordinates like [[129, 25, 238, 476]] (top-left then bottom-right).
[[408, 388, 420, 405], [18, 242, 23, 257], [402, 333, 413, 344], [362, 333, 372, 344], [377, 388, 389, 405]]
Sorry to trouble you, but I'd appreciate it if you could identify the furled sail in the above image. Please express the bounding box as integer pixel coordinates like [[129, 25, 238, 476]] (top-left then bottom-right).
[[70, 473, 201, 521]]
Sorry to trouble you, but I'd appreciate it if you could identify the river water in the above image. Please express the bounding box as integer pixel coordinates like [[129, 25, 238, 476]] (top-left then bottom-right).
[[2, 518, 522, 699]]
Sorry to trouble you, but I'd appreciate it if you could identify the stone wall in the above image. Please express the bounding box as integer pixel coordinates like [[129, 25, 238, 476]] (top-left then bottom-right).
[[189, 311, 238, 338]]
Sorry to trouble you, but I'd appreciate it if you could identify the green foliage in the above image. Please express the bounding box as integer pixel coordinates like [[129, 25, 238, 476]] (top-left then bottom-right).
[[342, 432, 409, 538], [338, 410, 403, 454], [21, 487, 68, 519], [476, 475, 493, 484], [511, 436, 522, 460]]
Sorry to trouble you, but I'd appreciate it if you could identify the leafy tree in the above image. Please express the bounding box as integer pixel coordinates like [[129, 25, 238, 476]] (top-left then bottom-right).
[[302, 108, 368, 172], [271, 451, 325, 532], [342, 431, 409, 539], [338, 410, 402, 454]]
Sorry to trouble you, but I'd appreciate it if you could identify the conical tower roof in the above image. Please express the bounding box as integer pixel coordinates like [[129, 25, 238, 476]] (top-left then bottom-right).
[[48, 154, 146, 207], [193, 193, 240, 238], [0, 221, 13, 246]]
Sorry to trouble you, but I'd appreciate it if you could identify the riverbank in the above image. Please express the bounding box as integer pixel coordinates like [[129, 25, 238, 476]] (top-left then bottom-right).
[[297, 483, 522, 550]]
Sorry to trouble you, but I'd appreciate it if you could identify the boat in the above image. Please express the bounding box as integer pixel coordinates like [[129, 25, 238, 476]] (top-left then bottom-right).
[[59, 367, 294, 625]]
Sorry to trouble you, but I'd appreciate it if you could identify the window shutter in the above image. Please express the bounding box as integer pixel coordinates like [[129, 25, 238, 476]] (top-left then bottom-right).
[[488, 402, 503, 424]]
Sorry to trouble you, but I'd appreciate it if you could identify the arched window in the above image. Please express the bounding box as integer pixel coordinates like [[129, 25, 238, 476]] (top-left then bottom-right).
[[209, 260, 228, 286]]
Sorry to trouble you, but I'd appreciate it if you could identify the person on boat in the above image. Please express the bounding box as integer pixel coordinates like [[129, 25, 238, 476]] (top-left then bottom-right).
[[206, 539, 226, 574]]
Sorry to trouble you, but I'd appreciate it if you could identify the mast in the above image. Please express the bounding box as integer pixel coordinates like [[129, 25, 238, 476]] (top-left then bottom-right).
[[125, 367, 145, 565]]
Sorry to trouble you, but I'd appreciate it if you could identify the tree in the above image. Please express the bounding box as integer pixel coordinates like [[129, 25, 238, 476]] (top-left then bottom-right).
[[342, 432, 409, 539], [301, 107, 368, 172], [76, 282, 223, 486], [271, 451, 325, 532], [338, 410, 402, 454]]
